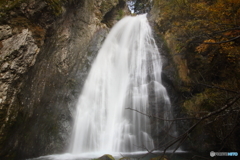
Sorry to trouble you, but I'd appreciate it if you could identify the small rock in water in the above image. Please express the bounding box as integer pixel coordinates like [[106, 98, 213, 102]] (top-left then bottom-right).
[[98, 154, 115, 160], [150, 155, 168, 160], [119, 157, 131, 160]]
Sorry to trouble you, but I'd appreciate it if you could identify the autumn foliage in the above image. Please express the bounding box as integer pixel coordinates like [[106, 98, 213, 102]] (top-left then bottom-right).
[[154, 0, 240, 89], [153, 0, 240, 152]]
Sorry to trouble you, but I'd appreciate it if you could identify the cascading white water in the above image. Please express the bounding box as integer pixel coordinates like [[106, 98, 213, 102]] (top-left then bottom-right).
[[69, 14, 173, 156]]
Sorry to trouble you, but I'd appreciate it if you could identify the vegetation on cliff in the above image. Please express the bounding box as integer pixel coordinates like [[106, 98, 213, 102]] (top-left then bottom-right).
[[151, 0, 240, 154]]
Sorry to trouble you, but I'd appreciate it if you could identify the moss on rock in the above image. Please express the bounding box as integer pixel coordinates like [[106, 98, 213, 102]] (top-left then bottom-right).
[[100, 0, 118, 15], [97, 154, 115, 160], [45, 0, 66, 16], [0, 0, 25, 11], [150, 156, 168, 160]]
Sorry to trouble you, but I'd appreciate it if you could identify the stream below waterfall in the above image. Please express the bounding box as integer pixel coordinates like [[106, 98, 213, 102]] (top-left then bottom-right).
[[30, 151, 192, 160]]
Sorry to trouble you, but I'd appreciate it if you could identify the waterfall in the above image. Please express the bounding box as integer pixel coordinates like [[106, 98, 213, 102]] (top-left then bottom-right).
[[69, 14, 173, 156]]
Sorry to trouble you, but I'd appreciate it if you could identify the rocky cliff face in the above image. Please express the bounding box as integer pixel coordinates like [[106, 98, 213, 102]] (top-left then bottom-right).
[[0, 0, 128, 159]]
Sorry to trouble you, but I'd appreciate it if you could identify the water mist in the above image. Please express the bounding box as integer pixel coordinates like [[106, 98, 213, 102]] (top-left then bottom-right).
[[69, 14, 174, 157]]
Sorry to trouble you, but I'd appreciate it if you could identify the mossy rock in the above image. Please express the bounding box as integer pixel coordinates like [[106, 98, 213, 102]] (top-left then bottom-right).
[[119, 157, 131, 160], [100, 0, 118, 15], [97, 154, 115, 160], [45, 0, 66, 16], [150, 155, 168, 160], [0, 0, 25, 11]]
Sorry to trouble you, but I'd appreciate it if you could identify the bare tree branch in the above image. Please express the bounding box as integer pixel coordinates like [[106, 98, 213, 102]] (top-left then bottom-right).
[[126, 94, 240, 159], [211, 27, 240, 35], [218, 111, 240, 152], [203, 35, 240, 44], [196, 83, 240, 94], [158, 94, 240, 159], [125, 108, 199, 121]]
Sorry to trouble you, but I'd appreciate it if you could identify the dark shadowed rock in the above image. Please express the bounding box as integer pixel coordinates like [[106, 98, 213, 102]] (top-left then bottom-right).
[[0, 0, 128, 159]]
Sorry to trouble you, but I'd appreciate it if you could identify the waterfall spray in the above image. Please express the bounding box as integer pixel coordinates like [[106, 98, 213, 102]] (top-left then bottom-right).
[[69, 14, 174, 156]]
